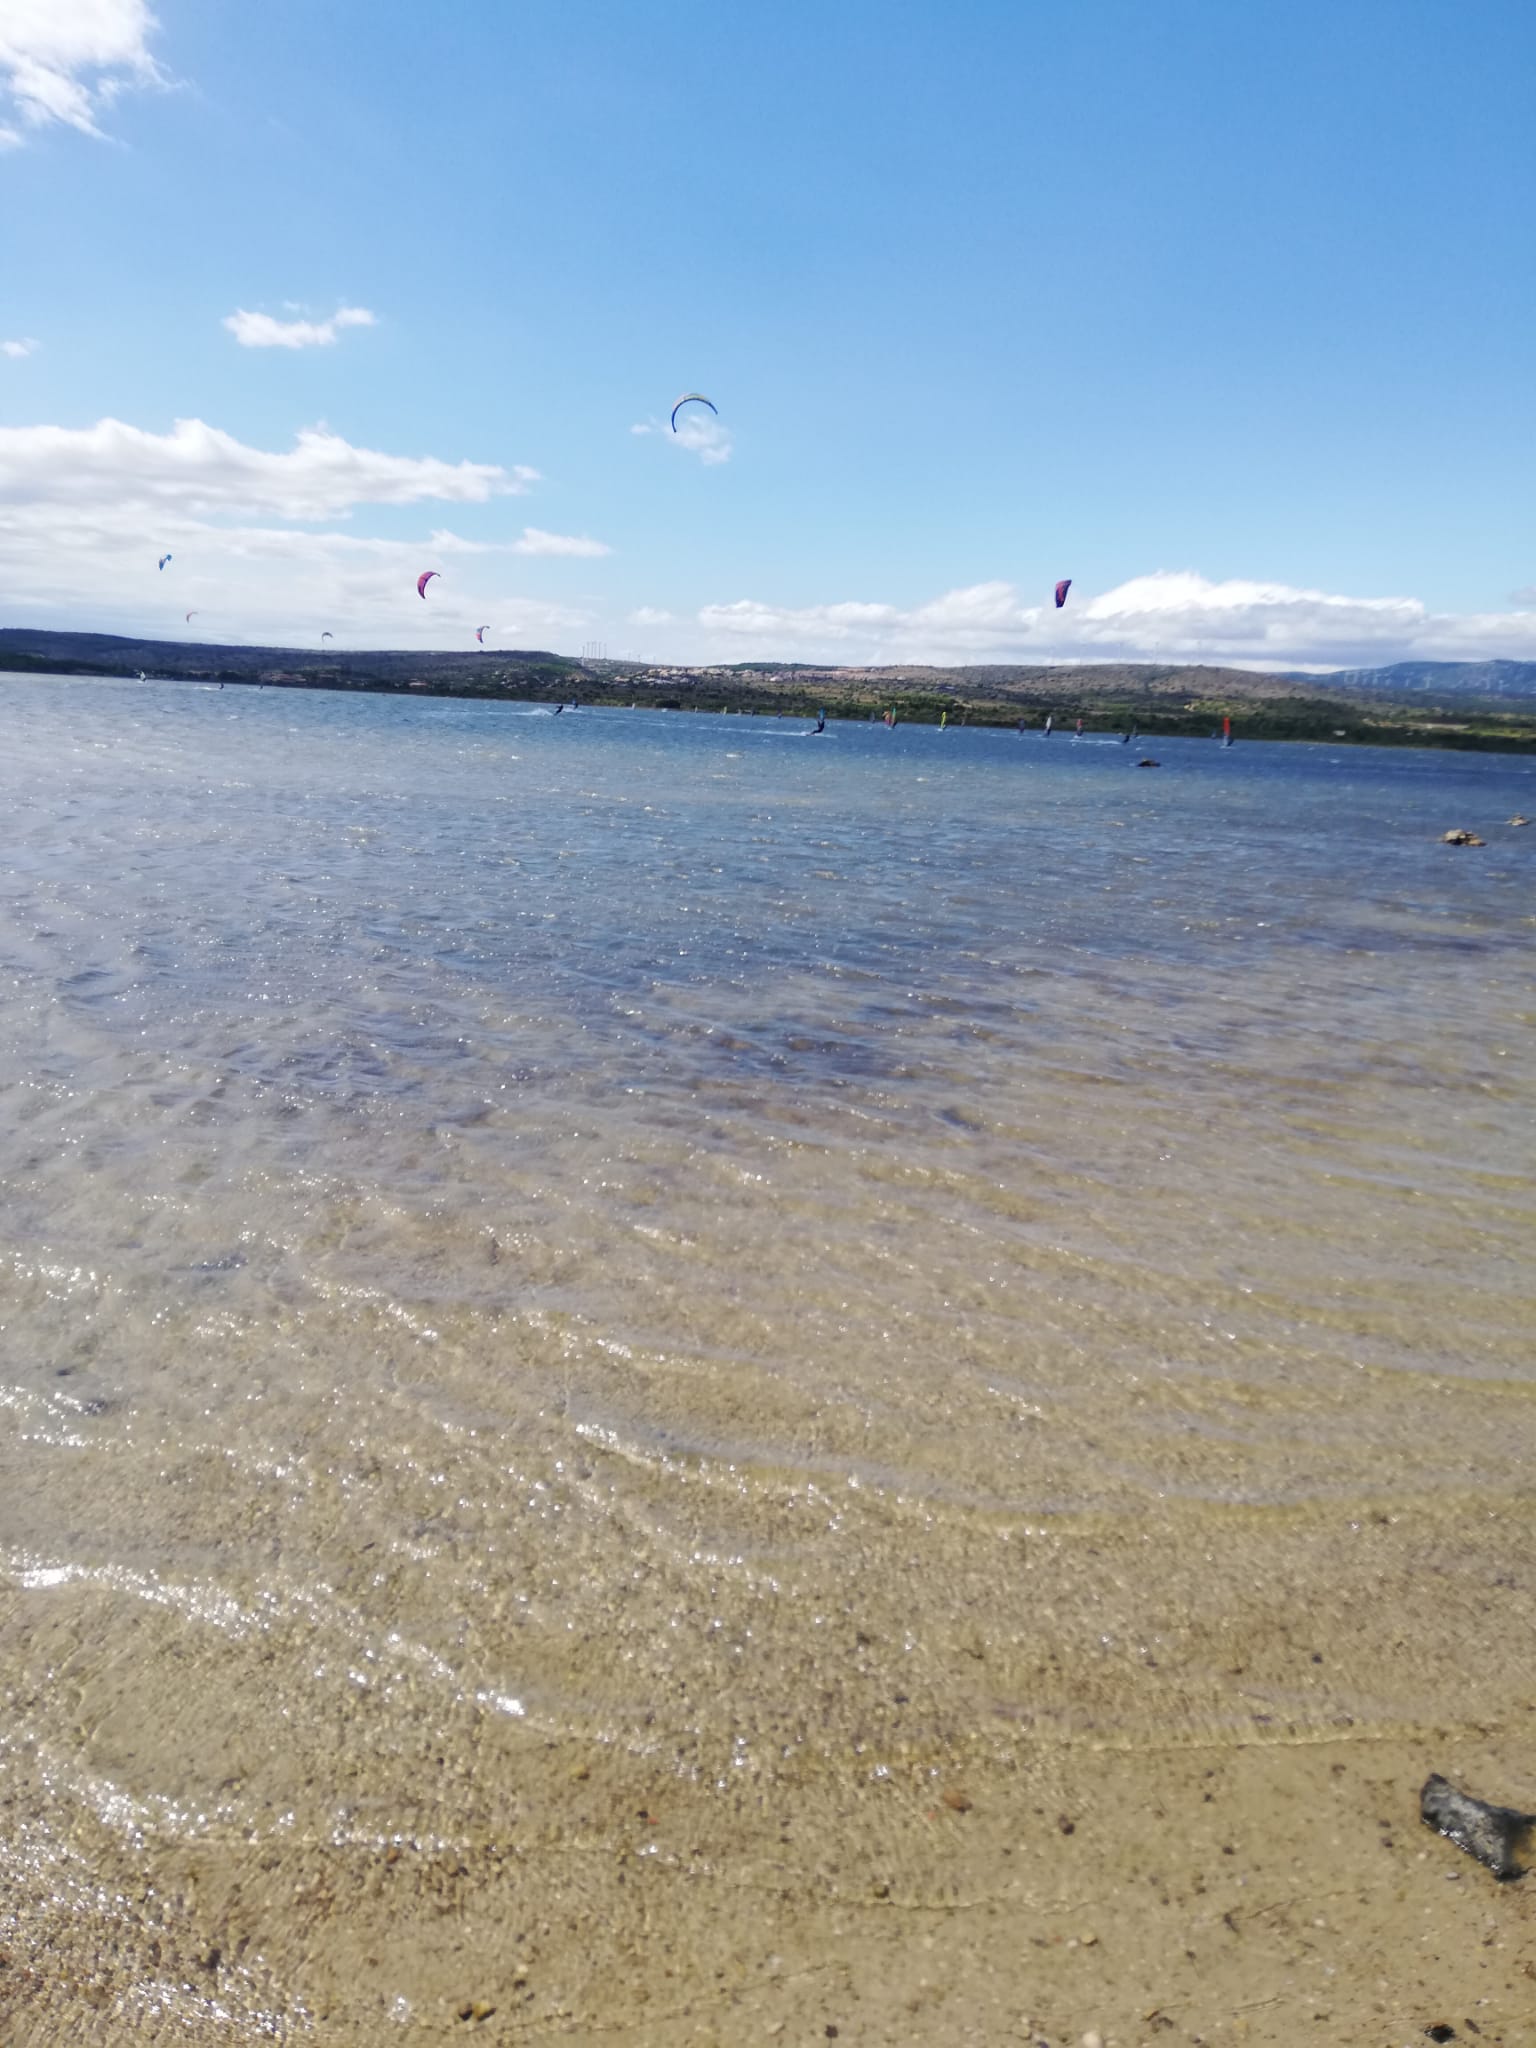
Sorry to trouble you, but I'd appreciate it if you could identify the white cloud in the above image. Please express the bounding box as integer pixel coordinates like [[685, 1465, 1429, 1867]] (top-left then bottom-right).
[[223, 306, 378, 350], [1, 337, 39, 358], [0, 0, 165, 144], [0, 417, 537, 520], [509, 527, 609, 558], [0, 500, 590, 649], [631, 414, 734, 466], [692, 571, 1536, 670], [672, 414, 732, 466], [630, 606, 674, 627], [0, 411, 607, 651], [418, 527, 609, 560]]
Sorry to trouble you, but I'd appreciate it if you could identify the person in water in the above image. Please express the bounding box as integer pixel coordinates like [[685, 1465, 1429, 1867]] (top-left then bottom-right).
[[813, 713, 826, 733]]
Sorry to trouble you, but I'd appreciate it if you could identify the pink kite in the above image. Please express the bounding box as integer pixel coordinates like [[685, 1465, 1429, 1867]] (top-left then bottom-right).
[[417, 570, 440, 600]]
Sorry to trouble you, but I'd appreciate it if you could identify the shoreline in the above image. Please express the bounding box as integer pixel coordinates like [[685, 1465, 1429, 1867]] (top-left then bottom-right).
[[5, 650, 1536, 752]]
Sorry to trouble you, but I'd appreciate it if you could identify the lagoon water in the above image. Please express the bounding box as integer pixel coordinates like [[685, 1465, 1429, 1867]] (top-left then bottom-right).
[[1, 674, 1534, 2042]]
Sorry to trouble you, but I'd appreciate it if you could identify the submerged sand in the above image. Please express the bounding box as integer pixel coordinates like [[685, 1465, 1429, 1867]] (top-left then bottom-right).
[[1, 686, 1534, 2042]]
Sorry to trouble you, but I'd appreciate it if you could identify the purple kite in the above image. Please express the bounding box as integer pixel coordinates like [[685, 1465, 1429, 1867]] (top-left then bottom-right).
[[417, 570, 440, 599], [1054, 579, 1072, 609]]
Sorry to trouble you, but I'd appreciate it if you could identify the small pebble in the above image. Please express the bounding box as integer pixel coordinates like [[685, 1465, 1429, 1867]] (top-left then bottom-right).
[[1082, 2032, 1105, 2048]]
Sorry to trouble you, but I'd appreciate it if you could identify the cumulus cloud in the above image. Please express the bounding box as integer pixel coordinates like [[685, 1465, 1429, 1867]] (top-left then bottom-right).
[[630, 606, 674, 626], [508, 527, 610, 558], [631, 415, 733, 466], [0, 0, 165, 144], [0, 417, 537, 520], [224, 306, 378, 350], [1, 337, 39, 358], [0, 410, 611, 651], [672, 414, 731, 466], [0, 500, 591, 650], [694, 571, 1536, 670]]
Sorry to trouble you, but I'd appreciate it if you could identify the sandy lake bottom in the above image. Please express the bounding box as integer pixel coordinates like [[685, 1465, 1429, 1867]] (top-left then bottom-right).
[[1, 677, 1534, 2044]]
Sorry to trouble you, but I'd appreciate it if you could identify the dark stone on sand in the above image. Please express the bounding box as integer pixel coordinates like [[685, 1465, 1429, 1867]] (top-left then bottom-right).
[[1420, 1773, 1533, 1880], [1136, 757, 1160, 767]]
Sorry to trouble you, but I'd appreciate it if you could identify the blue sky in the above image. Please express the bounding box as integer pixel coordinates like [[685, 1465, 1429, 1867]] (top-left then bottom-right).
[[2, 0, 1534, 667]]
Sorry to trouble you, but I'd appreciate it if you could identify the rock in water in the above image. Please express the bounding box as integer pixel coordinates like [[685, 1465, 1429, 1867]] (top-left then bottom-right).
[[1420, 1774, 1533, 1879]]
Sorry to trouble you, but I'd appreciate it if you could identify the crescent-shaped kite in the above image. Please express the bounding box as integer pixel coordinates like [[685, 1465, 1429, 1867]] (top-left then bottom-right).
[[184, 611, 198, 624], [417, 570, 440, 599], [671, 392, 717, 433], [321, 631, 334, 642], [1054, 579, 1072, 609], [475, 626, 489, 645], [158, 554, 172, 571]]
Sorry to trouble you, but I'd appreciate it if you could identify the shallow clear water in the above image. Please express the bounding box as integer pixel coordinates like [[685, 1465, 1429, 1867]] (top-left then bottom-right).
[[2, 674, 1533, 2039]]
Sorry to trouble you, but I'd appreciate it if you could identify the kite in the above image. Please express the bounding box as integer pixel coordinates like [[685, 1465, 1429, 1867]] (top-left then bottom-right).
[[417, 571, 440, 599], [671, 393, 717, 433], [184, 611, 198, 624], [475, 626, 489, 645], [158, 554, 172, 571], [1054, 579, 1072, 609], [321, 631, 334, 642]]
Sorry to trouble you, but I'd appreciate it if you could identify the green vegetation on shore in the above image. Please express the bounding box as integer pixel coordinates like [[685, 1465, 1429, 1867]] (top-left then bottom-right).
[[4, 630, 1535, 752]]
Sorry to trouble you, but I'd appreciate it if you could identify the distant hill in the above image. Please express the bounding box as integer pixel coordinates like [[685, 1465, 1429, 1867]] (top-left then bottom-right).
[[0, 628, 579, 695], [1291, 658, 1536, 699], [4, 629, 1534, 749]]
